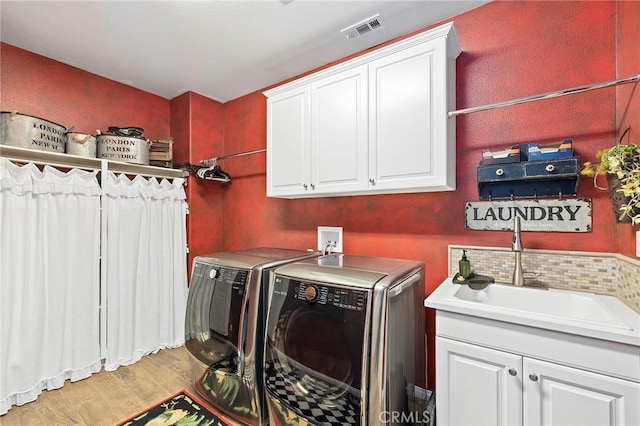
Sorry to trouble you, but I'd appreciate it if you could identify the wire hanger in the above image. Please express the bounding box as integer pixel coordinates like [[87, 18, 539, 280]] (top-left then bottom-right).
[[196, 164, 231, 182]]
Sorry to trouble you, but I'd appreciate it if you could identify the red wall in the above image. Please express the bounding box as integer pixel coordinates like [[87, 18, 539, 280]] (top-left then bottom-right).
[[221, 0, 625, 263], [222, 5, 624, 270], [0, 45, 227, 270], [0, 43, 170, 139], [218, 1, 633, 388], [170, 92, 226, 268], [2, 0, 637, 391]]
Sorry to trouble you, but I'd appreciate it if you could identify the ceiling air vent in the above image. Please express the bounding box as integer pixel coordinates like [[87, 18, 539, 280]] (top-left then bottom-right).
[[341, 14, 382, 39]]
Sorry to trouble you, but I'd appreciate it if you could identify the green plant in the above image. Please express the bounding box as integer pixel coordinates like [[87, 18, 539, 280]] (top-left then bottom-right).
[[581, 141, 640, 224]]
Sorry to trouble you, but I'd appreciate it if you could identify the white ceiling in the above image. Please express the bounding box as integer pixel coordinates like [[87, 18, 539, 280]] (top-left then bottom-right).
[[0, 0, 488, 103]]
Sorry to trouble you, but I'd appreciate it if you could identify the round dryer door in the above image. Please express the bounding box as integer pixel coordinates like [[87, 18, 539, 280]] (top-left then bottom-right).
[[282, 307, 354, 394], [265, 276, 369, 425]]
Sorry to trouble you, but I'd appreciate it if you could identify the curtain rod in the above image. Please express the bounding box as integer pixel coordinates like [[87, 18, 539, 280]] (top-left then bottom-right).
[[448, 73, 640, 117], [200, 148, 266, 166]]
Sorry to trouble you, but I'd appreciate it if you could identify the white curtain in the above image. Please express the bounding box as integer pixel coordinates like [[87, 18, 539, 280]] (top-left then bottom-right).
[[103, 172, 188, 371], [0, 159, 102, 415]]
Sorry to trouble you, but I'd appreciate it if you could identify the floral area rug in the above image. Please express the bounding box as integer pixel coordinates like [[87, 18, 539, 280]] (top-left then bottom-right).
[[117, 389, 228, 426]]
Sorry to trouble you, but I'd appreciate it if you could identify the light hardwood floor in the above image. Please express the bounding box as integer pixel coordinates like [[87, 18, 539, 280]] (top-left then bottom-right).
[[0, 346, 236, 426]]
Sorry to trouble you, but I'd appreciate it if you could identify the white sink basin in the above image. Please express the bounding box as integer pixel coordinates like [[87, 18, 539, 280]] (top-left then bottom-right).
[[454, 284, 632, 328], [425, 278, 640, 346]]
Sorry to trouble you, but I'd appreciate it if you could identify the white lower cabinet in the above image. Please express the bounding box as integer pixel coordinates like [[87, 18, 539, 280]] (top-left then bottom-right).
[[435, 318, 640, 426], [523, 357, 640, 426], [436, 338, 521, 426]]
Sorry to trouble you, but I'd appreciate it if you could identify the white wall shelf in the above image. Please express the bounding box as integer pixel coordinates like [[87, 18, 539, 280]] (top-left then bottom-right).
[[0, 144, 186, 179]]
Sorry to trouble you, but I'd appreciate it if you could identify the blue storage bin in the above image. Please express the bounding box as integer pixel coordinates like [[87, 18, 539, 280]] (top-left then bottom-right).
[[526, 139, 573, 161]]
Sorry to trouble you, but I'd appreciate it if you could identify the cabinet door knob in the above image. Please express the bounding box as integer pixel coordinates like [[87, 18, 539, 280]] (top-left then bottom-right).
[[310, 183, 315, 190], [303, 184, 308, 190], [529, 373, 539, 382], [545, 164, 555, 172], [496, 168, 504, 176], [508, 368, 518, 376], [369, 178, 375, 185]]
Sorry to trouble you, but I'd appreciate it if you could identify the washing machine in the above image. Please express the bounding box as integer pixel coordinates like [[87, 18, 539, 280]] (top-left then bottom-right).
[[185, 247, 320, 425], [264, 254, 425, 426]]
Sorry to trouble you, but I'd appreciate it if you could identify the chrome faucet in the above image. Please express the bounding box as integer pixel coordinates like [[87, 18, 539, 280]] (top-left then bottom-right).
[[512, 216, 525, 286]]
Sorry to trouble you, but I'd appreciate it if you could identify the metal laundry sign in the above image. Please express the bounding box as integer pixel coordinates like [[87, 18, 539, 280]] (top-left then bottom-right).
[[465, 199, 592, 232]]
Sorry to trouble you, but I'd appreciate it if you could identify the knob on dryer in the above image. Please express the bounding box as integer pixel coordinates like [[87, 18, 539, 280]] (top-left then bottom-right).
[[304, 285, 318, 302], [209, 268, 218, 279]]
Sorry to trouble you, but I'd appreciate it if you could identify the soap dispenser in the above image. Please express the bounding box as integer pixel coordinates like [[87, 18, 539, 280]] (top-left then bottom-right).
[[459, 250, 471, 279]]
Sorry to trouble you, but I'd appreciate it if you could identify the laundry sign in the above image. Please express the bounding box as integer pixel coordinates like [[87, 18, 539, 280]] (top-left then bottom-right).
[[465, 199, 592, 232]]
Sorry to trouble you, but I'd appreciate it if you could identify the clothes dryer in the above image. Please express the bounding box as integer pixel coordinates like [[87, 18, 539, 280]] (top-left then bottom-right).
[[264, 254, 425, 425], [185, 247, 319, 425]]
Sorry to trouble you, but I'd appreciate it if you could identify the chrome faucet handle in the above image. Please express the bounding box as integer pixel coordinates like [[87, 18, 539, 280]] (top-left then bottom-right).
[[512, 216, 525, 286], [512, 216, 523, 252]]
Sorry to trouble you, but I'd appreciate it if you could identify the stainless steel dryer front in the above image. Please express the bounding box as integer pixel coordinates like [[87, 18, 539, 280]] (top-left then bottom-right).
[[185, 247, 319, 425], [264, 255, 426, 425]]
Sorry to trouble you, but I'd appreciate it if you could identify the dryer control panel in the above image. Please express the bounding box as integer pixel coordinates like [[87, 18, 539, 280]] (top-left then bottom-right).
[[294, 281, 365, 311], [207, 265, 248, 341]]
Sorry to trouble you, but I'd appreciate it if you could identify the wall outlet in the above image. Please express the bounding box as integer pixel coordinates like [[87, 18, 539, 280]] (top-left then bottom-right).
[[317, 226, 343, 253]]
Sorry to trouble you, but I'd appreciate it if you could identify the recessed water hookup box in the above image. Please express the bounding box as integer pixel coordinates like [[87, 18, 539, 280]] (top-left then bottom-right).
[[317, 226, 343, 253]]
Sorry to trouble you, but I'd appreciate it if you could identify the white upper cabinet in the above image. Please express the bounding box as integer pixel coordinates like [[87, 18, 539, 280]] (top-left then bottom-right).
[[311, 65, 368, 194], [266, 85, 310, 197], [369, 37, 454, 192], [264, 22, 460, 198]]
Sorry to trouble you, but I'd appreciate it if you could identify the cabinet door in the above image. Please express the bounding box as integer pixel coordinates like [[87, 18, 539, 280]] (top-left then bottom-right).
[[524, 358, 640, 426], [310, 65, 368, 195], [369, 37, 454, 192], [266, 86, 310, 197], [437, 337, 522, 426]]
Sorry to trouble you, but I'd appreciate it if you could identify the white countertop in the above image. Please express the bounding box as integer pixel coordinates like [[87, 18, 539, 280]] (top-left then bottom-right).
[[425, 277, 640, 346]]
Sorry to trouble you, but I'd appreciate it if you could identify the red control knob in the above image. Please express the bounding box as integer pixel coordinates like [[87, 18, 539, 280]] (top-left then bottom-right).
[[304, 285, 318, 302]]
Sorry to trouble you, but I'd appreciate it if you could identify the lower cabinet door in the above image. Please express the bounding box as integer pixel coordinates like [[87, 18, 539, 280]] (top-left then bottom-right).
[[524, 357, 640, 426], [436, 337, 522, 426]]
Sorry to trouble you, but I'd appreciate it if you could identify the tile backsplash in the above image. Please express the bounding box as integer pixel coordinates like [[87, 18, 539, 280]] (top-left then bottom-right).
[[448, 245, 640, 314]]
